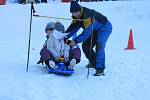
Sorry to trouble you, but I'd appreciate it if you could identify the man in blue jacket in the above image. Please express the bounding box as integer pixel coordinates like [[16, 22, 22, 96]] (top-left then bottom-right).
[[66, 1, 112, 76]]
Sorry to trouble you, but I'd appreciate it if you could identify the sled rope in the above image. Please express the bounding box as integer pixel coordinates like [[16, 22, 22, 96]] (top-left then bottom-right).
[[33, 14, 92, 22]]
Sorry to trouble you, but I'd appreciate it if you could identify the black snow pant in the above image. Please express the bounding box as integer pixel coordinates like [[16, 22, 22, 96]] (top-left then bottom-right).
[[82, 31, 98, 67]]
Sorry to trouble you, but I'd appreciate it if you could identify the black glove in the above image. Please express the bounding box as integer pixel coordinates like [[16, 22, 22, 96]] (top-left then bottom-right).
[[37, 60, 44, 65], [64, 38, 72, 45]]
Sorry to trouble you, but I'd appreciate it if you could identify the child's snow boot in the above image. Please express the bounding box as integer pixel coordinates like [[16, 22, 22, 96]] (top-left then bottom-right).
[[68, 58, 76, 70], [49, 60, 58, 69], [37, 59, 44, 65]]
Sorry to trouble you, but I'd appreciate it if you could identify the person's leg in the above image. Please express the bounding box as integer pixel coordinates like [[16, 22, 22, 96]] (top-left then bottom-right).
[[82, 31, 97, 66], [40, 48, 53, 62], [38, 48, 56, 69], [69, 48, 81, 64], [66, 48, 81, 69], [37, 48, 51, 64], [95, 21, 112, 70]]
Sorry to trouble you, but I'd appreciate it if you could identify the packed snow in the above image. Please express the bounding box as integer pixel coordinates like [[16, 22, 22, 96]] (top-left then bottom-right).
[[0, 1, 150, 100]]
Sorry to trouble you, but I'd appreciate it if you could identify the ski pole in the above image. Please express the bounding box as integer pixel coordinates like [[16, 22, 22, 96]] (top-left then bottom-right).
[[26, 2, 35, 72], [87, 10, 94, 79]]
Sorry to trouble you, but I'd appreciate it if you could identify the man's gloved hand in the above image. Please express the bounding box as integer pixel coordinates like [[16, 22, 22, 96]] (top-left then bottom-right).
[[64, 38, 72, 45], [70, 40, 76, 47], [64, 38, 77, 46]]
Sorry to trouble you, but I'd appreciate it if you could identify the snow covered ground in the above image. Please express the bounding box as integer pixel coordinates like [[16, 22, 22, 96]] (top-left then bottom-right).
[[0, 1, 150, 100]]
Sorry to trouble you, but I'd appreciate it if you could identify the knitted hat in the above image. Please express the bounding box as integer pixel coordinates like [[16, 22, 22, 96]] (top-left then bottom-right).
[[54, 22, 65, 33], [70, 1, 81, 13], [45, 22, 55, 33]]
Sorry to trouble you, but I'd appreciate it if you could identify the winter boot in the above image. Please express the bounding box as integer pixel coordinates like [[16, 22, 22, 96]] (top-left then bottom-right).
[[37, 59, 43, 65], [49, 60, 58, 69], [68, 58, 76, 70], [93, 69, 105, 76]]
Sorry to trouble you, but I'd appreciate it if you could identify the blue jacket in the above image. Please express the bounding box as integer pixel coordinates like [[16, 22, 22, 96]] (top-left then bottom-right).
[[66, 7, 110, 43]]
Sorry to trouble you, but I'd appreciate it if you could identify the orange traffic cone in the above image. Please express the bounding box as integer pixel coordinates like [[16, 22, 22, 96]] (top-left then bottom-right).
[[125, 29, 136, 50]]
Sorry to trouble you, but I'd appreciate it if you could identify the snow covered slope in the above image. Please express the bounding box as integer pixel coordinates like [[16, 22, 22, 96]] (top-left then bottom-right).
[[0, 1, 150, 100]]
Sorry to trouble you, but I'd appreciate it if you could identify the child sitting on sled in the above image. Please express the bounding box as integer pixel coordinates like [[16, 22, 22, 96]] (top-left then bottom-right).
[[37, 21, 81, 70]]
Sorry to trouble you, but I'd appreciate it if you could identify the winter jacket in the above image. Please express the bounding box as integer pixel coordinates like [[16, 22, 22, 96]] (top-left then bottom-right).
[[46, 30, 70, 59], [66, 7, 109, 43]]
